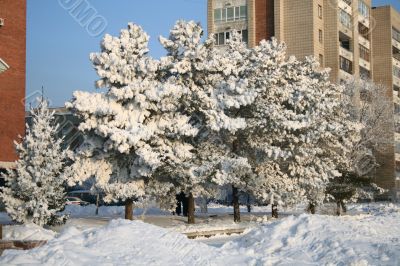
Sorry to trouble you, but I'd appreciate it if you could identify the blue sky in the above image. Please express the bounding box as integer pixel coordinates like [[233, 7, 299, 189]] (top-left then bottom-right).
[[27, 0, 400, 107]]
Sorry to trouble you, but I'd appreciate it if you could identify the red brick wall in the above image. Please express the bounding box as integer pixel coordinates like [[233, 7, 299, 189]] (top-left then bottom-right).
[[0, 0, 26, 164], [255, 0, 274, 44]]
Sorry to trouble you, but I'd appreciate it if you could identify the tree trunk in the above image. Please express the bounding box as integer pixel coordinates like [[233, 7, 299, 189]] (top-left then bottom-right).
[[232, 185, 241, 223], [187, 193, 195, 224], [125, 198, 133, 220], [246, 194, 251, 213], [95, 194, 99, 216], [272, 204, 278, 218], [308, 203, 316, 214], [336, 201, 342, 216], [341, 201, 347, 213]]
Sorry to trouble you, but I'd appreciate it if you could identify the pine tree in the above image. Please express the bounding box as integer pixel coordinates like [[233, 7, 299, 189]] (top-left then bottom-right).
[[66, 23, 200, 220], [327, 78, 389, 215], [0, 100, 68, 226], [240, 41, 359, 214], [159, 24, 256, 223]]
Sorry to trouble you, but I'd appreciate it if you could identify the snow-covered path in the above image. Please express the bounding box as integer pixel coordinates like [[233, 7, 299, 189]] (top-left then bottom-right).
[[1, 203, 399, 265]]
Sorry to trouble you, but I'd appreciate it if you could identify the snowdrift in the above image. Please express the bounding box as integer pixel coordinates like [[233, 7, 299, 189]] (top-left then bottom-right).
[[224, 210, 400, 265], [0, 219, 248, 265], [1, 204, 400, 265]]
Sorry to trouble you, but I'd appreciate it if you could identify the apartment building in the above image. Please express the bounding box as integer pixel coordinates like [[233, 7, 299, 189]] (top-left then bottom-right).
[[207, 0, 400, 199], [372, 6, 400, 199], [0, 0, 27, 170], [208, 0, 373, 83]]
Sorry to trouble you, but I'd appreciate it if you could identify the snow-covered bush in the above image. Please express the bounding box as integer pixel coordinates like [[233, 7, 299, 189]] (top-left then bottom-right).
[[1, 100, 68, 226]]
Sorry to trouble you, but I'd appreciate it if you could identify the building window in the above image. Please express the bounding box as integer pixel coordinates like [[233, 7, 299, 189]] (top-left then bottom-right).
[[393, 27, 400, 43], [227, 7, 234, 21], [359, 66, 370, 79], [395, 103, 400, 114], [340, 56, 352, 74], [394, 65, 400, 79], [318, 29, 323, 43], [339, 9, 352, 29], [214, 5, 247, 23], [359, 45, 370, 62], [358, 0, 370, 18], [214, 30, 248, 46], [319, 54, 324, 66], [240, 6, 247, 19], [358, 23, 370, 40], [318, 5, 322, 19]]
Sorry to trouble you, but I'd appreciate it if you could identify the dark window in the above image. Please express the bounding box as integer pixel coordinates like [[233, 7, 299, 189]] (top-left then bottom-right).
[[359, 45, 370, 62], [242, 30, 248, 43], [340, 56, 352, 73], [359, 66, 370, 79], [393, 27, 400, 43], [319, 29, 323, 43]]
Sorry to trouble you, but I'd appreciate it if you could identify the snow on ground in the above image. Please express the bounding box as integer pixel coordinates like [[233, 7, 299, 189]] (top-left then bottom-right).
[[1, 203, 399, 265], [0, 219, 250, 265], [2, 223, 56, 241], [223, 211, 400, 265]]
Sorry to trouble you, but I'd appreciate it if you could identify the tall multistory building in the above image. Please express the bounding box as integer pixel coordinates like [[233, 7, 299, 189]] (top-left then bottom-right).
[[207, 0, 400, 199], [0, 0, 27, 171], [372, 6, 400, 198], [207, 0, 373, 83]]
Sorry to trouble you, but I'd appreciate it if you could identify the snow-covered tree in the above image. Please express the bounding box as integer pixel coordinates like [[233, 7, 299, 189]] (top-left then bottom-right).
[[66, 23, 199, 220], [0, 100, 68, 226], [240, 42, 360, 214], [327, 78, 389, 215], [157, 23, 256, 223]]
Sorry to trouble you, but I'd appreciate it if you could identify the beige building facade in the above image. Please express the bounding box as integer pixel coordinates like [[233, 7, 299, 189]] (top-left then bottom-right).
[[208, 0, 400, 200], [372, 6, 400, 199]]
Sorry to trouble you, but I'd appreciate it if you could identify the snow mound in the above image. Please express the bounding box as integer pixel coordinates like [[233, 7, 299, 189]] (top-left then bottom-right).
[[3, 223, 56, 241], [0, 219, 249, 265], [223, 213, 400, 265]]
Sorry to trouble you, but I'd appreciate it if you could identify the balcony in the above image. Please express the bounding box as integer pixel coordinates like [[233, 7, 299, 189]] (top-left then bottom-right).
[[339, 46, 354, 61], [359, 58, 370, 70], [339, 25, 353, 39], [394, 75, 400, 89], [394, 57, 400, 69], [358, 14, 370, 28], [339, 69, 353, 81], [396, 133, 400, 143], [393, 38, 400, 50], [358, 35, 370, 49], [394, 92, 400, 105], [339, 0, 352, 15]]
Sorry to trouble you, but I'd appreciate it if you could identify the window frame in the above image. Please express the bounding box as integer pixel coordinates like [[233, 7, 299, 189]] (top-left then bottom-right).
[[318, 5, 323, 19], [339, 9, 352, 29], [214, 5, 247, 23], [214, 30, 248, 46], [358, 0, 370, 18], [318, 29, 323, 44]]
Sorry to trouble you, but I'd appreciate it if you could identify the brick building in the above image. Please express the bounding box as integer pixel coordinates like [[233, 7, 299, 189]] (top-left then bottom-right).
[[0, 0, 27, 170], [207, 0, 400, 199]]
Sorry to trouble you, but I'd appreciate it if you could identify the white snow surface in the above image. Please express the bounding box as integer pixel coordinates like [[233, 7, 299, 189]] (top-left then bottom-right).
[[0, 219, 249, 265], [1, 203, 400, 265], [2, 223, 56, 241]]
